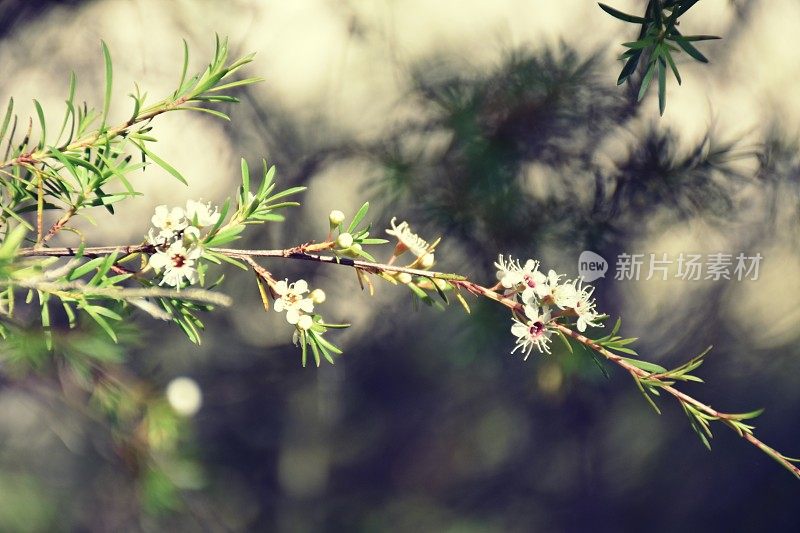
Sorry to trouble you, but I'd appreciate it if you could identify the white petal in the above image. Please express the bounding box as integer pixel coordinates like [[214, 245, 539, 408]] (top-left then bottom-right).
[[524, 304, 541, 321], [511, 321, 528, 338], [286, 309, 300, 324], [274, 280, 288, 295], [149, 252, 170, 270], [293, 279, 308, 294], [299, 298, 314, 313], [152, 205, 169, 226]]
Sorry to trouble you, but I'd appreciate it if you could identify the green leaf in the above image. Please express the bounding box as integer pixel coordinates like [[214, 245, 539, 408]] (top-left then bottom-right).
[[240, 158, 250, 194], [658, 56, 667, 115], [0, 97, 13, 144], [300, 331, 308, 367], [622, 39, 653, 50], [555, 329, 573, 354], [347, 201, 370, 233], [204, 224, 244, 247], [664, 49, 682, 84], [679, 35, 721, 42], [670, 33, 709, 63], [33, 100, 46, 149], [314, 332, 342, 355], [728, 408, 764, 421], [207, 77, 265, 93], [621, 357, 667, 374], [136, 141, 188, 184], [617, 49, 643, 85], [68, 256, 106, 280], [264, 186, 306, 204], [83, 305, 117, 342], [176, 39, 190, 97], [100, 41, 113, 130], [309, 335, 322, 367], [634, 378, 662, 415], [637, 61, 656, 102], [598, 2, 647, 23], [0, 224, 28, 260], [180, 106, 230, 121]]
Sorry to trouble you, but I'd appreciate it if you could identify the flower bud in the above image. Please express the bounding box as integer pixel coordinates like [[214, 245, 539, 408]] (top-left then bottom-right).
[[329, 210, 346, 226], [344, 243, 363, 257], [297, 314, 314, 331], [336, 232, 354, 249], [397, 272, 412, 284], [420, 253, 435, 269], [310, 288, 326, 304]]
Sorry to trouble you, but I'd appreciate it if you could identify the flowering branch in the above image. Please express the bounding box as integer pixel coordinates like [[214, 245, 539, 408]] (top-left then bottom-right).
[[0, 35, 795, 497]]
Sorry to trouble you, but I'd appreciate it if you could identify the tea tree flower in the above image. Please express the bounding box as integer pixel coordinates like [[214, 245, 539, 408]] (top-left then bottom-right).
[[574, 282, 601, 332], [149, 241, 202, 287], [273, 279, 315, 325], [386, 217, 430, 257], [185, 199, 220, 227], [511, 304, 553, 358], [151, 205, 188, 239], [551, 278, 579, 309], [495, 255, 524, 288]]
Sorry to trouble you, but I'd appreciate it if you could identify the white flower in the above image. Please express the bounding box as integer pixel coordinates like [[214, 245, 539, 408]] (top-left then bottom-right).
[[149, 241, 202, 287], [495, 255, 524, 288], [510, 304, 553, 359], [386, 217, 430, 257], [273, 279, 315, 325], [551, 278, 579, 309], [151, 205, 187, 239], [522, 269, 575, 307], [185, 199, 220, 228], [574, 282, 601, 332]]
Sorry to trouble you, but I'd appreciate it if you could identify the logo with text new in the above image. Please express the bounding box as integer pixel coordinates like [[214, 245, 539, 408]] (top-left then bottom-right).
[[578, 251, 608, 282]]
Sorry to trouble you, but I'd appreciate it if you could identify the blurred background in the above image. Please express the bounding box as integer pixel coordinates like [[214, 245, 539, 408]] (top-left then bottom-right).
[[1, 0, 799, 531]]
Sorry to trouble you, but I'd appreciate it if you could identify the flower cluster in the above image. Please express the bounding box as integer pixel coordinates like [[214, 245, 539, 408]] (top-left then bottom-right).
[[146, 200, 220, 288], [273, 278, 325, 332], [495, 255, 602, 359]]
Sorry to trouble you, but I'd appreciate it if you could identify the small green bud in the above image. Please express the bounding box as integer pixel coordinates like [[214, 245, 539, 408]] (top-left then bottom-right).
[[329, 210, 346, 226], [310, 288, 326, 304], [297, 314, 313, 331], [336, 232, 354, 249]]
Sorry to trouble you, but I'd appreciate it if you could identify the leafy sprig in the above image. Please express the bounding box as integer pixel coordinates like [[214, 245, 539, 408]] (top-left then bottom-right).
[[600, 0, 720, 114]]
